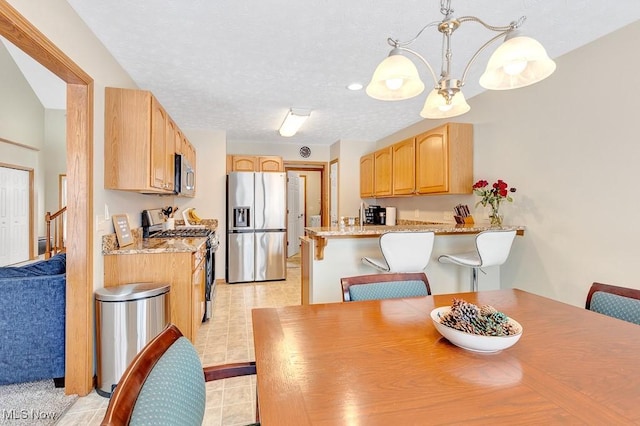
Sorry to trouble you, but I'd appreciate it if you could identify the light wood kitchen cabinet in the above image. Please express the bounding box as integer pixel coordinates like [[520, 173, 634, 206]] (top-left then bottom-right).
[[227, 155, 284, 172], [259, 156, 284, 172], [358, 122, 473, 199], [103, 245, 207, 343], [374, 146, 393, 197], [415, 122, 473, 194], [359, 153, 374, 198], [228, 155, 257, 172], [191, 246, 205, 336], [392, 138, 416, 195], [105, 87, 179, 194]]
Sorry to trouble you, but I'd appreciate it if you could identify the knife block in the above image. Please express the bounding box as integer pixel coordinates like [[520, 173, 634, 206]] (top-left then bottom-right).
[[454, 215, 475, 225]]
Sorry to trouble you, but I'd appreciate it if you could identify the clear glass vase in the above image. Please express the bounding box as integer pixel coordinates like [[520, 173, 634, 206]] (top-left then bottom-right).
[[489, 203, 503, 226]]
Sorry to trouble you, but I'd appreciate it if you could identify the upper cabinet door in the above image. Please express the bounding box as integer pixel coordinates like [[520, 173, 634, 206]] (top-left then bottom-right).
[[392, 138, 416, 195], [359, 153, 374, 198], [258, 156, 284, 172], [230, 156, 258, 172], [416, 123, 473, 195], [416, 125, 449, 194], [150, 98, 169, 191], [373, 146, 393, 197]]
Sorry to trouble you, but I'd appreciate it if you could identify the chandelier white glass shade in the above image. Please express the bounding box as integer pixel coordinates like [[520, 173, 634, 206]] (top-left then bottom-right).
[[279, 108, 311, 137], [366, 0, 556, 119]]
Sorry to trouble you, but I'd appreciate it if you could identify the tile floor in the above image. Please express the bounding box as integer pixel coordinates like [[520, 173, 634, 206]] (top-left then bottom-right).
[[57, 256, 301, 426]]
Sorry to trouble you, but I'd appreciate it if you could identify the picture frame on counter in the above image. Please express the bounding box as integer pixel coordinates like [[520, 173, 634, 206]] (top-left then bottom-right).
[[112, 214, 134, 247]]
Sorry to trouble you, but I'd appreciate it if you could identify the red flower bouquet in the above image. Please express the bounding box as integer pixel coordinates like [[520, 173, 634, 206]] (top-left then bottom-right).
[[472, 179, 516, 226]]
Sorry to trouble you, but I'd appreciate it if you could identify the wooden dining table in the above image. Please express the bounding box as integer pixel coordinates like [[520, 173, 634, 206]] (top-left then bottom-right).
[[251, 289, 640, 425]]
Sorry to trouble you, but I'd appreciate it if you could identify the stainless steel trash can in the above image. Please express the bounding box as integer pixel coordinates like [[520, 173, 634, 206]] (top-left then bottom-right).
[[95, 282, 170, 397]]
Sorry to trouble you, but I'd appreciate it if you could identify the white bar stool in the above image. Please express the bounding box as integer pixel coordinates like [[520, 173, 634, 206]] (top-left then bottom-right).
[[438, 230, 517, 292], [362, 231, 435, 272]]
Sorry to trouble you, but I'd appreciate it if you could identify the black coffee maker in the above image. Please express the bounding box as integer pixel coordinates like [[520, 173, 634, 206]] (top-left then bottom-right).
[[364, 206, 386, 225]]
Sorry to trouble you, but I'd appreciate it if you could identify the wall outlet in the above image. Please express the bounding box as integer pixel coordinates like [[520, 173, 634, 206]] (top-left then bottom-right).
[[414, 209, 420, 218], [104, 204, 110, 220]]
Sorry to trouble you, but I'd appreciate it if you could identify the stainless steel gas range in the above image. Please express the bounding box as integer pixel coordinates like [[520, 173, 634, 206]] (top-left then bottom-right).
[[142, 209, 219, 322]]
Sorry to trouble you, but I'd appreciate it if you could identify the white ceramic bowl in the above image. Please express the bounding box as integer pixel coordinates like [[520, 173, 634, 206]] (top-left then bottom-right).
[[430, 306, 523, 353]]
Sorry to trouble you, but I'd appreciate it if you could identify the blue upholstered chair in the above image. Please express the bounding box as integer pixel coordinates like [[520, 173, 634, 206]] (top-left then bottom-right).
[[101, 324, 258, 426], [585, 282, 640, 325], [341, 272, 431, 302]]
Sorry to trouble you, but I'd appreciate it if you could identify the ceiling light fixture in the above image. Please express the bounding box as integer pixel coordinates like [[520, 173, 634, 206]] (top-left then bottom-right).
[[278, 108, 311, 137], [347, 82, 364, 91], [366, 0, 556, 119]]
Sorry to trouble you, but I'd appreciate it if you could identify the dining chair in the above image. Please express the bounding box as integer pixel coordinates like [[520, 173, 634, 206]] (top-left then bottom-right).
[[101, 323, 259, 426], [341, 272, 431, 302], [585, 282, 640, 325], [361, 231, 435, 273], [438, 229, 516, 292]]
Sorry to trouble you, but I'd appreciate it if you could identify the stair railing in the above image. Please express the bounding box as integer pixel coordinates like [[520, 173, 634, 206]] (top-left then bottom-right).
[[45, 206, 66, 259]]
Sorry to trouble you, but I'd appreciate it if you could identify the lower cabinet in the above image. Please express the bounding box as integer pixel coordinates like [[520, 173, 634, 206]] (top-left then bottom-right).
[[104, 246, 206, 342]]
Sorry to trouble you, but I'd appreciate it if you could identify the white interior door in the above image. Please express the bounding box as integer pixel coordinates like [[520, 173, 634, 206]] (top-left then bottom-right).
[[0, 166, 30, 266], [286, 171, 301, 257], [298, 175, 306, 230]]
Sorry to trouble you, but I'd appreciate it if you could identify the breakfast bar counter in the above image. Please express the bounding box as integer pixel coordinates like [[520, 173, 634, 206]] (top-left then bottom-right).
[[305, 223, 524, 260], [301, 223, 525, 304]]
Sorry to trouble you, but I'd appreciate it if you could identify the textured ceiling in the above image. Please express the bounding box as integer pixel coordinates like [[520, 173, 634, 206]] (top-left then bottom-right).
[[53, 1, 640, 146]]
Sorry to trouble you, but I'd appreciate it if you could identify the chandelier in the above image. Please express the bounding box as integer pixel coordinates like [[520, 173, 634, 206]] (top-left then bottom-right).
[[366, 0, 556, 119]]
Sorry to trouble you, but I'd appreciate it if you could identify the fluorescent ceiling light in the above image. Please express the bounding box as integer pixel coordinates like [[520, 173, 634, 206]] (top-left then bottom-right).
[[279, 108, 311, 137]]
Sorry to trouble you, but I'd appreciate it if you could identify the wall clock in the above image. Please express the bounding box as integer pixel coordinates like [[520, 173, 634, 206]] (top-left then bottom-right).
[[299, 146, 311, 158]]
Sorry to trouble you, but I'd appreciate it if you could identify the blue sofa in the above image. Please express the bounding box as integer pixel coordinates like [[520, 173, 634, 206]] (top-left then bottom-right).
[[0, 253, 66, 385]]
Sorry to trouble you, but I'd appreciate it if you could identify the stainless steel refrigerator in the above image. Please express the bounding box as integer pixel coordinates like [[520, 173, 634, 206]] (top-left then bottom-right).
[[226, 172, 287, 283]]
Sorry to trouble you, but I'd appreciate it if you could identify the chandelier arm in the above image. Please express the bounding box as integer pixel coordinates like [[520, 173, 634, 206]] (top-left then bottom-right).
[[459, 30, 511, 85], [456, 15, 525, 33], [396, 46, 439, 87], [387, 21, 441, 48]]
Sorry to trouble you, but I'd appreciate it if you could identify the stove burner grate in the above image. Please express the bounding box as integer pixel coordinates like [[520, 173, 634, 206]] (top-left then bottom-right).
[[150, 228, 212, 238]]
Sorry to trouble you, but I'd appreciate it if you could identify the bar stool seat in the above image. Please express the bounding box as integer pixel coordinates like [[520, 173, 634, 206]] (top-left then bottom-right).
[[362, 231, 435, 273], [438, 230, 516, 292]]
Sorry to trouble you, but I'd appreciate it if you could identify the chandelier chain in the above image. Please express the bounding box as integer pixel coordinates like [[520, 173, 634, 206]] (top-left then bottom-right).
[[440, 0, 453, 17]]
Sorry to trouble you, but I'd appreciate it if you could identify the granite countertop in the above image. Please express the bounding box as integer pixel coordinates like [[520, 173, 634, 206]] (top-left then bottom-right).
[[102, 218, 218, 255], [304, 223, 525, 238], [103, 236, 207, 255]]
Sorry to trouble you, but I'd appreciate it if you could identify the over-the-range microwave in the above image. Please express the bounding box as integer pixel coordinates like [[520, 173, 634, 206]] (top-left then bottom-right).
[[174, 153, 195, 197]]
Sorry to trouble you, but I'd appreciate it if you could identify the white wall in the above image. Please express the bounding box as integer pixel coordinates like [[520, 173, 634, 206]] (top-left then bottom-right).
[[299, 170, 321, 224], [174, 128, 227, 279], [229, 141, 329, 163], [333, 139, 376, 219], [43, 109, 66, 218], [370, 21, 640, 307]]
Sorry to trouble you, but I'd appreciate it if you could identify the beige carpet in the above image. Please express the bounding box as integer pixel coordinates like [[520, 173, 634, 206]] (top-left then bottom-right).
[[0, 380, 77, 425]]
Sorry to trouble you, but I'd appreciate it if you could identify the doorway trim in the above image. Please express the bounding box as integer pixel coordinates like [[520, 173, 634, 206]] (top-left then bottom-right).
[[1, 1, 95, 395], [329, 158, 338, 227], [284, 161, 328, 226]]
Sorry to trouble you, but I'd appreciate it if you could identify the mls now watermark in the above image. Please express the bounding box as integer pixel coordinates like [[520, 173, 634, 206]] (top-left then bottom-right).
[[2, 409, 59, 421]]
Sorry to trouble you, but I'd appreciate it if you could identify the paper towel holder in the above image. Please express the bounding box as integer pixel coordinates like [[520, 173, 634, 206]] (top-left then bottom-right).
[[386, 206, 397, 226]]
